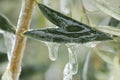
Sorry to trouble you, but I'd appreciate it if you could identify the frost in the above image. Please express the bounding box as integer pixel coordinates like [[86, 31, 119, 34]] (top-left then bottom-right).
[[3, 32, 15, 61], [46, 42, 60, 61], [63, 44, 79, 80]]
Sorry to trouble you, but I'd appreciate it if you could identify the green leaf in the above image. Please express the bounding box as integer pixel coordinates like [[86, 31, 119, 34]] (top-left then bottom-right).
[[24, 28, 112, 43], [32, 3, 112, 43], [38, 3, 93, 32], [0, 14, 16, 34]]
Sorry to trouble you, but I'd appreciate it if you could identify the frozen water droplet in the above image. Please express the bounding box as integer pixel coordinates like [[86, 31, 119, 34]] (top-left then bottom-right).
[[3, 32, 15, 61], [46, 42, 60, 61], [63, 44, 79, 80], [63, 63, 73, 80], [60, 0, 70, 15]]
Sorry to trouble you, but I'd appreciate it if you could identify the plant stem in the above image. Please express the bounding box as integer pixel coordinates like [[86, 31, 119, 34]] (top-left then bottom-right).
[[3, 0, 35, 80]]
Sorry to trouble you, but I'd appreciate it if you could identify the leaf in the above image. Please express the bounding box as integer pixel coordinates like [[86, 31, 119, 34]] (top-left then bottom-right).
[[108, 17, 120, 27], [38, 3, 93, 32], [0, 14, 16, 34], [94, 0, 120, 21], [33, 3, 112, 43], [24, 28, 112, 43]]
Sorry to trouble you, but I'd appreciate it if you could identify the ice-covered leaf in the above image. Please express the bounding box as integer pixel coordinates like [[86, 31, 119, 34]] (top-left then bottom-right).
[[26, 3, 112, 43], [24, 28, 112, 44], [0, 14, 16, 34], [94, 0, 120, 21], [37, 3, 98, 32]]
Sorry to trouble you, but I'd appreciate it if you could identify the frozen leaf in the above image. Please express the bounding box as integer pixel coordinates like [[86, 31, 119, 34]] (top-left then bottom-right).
[[24, 4, 112, 43], [24, 28, 112, 44], [0, 14, 16, 34], [38, 3, 95, 32]]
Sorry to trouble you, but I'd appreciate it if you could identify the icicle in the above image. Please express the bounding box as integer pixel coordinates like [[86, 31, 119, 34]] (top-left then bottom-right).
[[67, 45, 78, 74], [82, 50, 91, 80], [46, 42, 60, 61], [60, 0, 71, 15], [63, 63, 73, 80], [3, 32, 15, 61], [63, 44, 79, 80]]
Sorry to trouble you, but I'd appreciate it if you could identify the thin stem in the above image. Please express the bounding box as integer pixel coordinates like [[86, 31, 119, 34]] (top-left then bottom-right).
[[2, 0, 35, 80]]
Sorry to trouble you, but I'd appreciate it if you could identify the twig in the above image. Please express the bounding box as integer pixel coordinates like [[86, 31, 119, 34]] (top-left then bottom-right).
[[2, 0, 35, 80]]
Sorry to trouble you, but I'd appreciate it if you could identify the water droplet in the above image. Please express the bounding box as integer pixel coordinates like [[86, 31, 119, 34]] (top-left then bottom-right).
[[46, 42, 60, 61], [3, 32, 15, 61]]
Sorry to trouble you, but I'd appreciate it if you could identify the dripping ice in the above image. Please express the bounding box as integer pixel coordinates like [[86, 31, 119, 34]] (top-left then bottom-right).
[[63, 44, 79, 80], [46, 42, 60, 61]]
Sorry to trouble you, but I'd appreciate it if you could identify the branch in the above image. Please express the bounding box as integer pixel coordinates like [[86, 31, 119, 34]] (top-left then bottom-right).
[[2, 0, 35, 80]]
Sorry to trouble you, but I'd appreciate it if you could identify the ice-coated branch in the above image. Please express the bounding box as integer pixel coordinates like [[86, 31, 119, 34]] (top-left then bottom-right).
[[2, 0, 35, 80]]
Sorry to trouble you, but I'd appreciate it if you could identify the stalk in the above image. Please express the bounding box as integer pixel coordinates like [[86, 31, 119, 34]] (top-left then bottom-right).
[[2, 0, 35, 80]]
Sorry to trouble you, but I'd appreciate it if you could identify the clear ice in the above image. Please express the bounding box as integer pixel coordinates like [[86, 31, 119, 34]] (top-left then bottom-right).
[[46, 42, 60, 61], [63, 44, 79, 80], [3, 32, 15, 61]]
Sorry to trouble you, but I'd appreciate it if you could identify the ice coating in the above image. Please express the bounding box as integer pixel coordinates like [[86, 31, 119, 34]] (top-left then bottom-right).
[[46, 42, 60, 61], [63, 44, 79, 80], [63, 63, 73, 80], [3, 32, 15, 61]]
